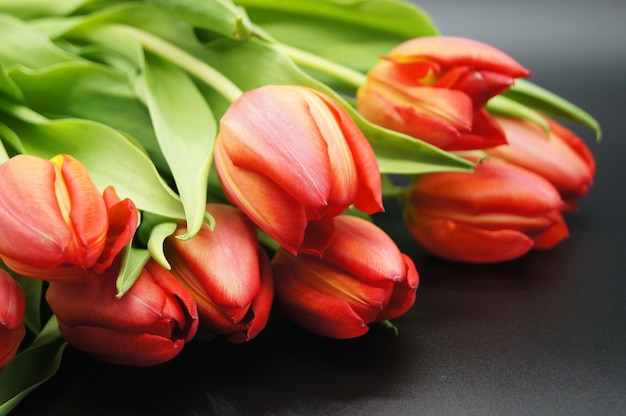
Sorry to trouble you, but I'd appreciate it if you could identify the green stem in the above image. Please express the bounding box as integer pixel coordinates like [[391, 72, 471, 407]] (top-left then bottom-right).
[[116, 25, 244, 103], [277, 43, 367, 89]]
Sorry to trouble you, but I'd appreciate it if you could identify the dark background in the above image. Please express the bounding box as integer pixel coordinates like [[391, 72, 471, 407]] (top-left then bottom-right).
[[12, 1, 626, 415]]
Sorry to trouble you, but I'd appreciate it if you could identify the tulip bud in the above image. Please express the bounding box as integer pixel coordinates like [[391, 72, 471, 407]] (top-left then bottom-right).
[[214, 85, 384, 256], [486, 116, 595, 211], [357, 36, 531, 151], [404, 156, 569, 263], [0, 154, 138, 282], [46, 259, 198, 366], [0, 269, 26, 372], [165, 203, 273, 344], [272, 215, 419, 339]]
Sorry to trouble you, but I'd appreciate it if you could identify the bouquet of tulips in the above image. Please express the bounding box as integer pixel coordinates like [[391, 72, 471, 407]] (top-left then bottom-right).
[[0, 0, 600, 414]]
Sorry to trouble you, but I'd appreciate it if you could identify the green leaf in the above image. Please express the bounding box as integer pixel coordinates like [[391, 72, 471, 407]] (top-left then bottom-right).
[[0, 0, 90, 20], [234, 0, 439, 72], [115, 247, 151, 298], [9, 61, 170, 175], [0, 14, 76, 70], [147, 0, 253, 40], [0, 317, 66, 416], [146, 221, 178, 270], [4, 114, 186, 219], [140, 53, 216, 239], [503, 79, 602, 140], [0, 61, 23, 101], [487, 94, 550, 134]]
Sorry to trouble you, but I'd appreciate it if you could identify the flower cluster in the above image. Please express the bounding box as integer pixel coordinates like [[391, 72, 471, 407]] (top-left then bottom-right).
[[0, 0, 599, 413], [356, 36, 596, 263]]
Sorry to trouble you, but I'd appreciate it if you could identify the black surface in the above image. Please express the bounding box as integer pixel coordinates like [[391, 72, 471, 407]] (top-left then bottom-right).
[[11, 1, 626, 415]]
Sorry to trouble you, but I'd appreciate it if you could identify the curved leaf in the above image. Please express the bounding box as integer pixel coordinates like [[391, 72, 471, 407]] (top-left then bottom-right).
[[487, 94, 550, 134], [141, 53, 216, 239], [147, 0, 253, 40], [115, 247, 151, 298], [234, 0, 439, 72], [0, 317, 66, 416], [503, 79, 602, 140]]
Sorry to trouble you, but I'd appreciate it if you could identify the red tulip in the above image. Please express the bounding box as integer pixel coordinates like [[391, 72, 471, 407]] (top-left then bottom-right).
[[486, 116, 596, 211], [357, 36, 531, 150], [404, 156, 569, 263], [46, 259, 198, 366], [272, 215, 419, 339], [0, 269, 26, 372], [214, 85, 384, 256], [0, 154, 138, 282], [165, 203, 273, 344]]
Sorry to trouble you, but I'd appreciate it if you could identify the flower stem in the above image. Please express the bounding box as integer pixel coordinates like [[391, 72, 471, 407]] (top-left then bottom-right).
[[277, 43, 367, 89], [116, 25, 244, 103]]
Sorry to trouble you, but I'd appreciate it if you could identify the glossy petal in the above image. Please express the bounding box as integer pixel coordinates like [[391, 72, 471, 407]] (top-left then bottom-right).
[[46, 259, 198, 366], [487, 116, 595, 209], [404, 156, 568, 262], [165, 203, 273, 343], [0, 270, 26, 371], [215, 85, 382, 255], [387, 36, 531, 79]]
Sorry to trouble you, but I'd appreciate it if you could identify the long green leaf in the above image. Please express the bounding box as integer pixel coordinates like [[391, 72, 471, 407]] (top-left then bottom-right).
[[503, 79, 602, 140], [0, 0, 90, 19], [147, 0, 253, 40], [0, 317, 66, 416], [115, 247, 151, 298], [234, 0, 439, 72], [141, 53, 216, 239]]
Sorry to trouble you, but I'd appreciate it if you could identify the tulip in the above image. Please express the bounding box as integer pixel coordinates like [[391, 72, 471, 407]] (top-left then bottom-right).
[[404, 156, 569, 263], [357, 36, 531, 151], [164, 203, 273, 344], [0, 154, 138, 282], [0, 269, 26, 372], [486, 116, 595, 211], [272, 215, 419, 339], [46, 258, 198, 366], [214, 85, 384, 256]]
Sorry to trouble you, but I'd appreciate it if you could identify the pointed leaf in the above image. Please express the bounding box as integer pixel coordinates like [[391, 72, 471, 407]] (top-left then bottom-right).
[[147, 0, 253, 40], [0, 317, 66, 416], [141, 53, 216, 239], [115, 247, 151, 298], [235, 0, 439, 72], [504, 79, 602, 140], [147, 221, 178, 270], [487, 94, 550, 134]]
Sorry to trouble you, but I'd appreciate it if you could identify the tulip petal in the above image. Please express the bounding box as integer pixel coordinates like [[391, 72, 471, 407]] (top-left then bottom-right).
[[57, 154, 108, 268], [215, 141, 308, 253], [531, 211, 569, 250], [376, 254, 419, 321], [0, 155, 71, 269], [387, 36, 531, 79], [407, 216, 534, 263], [323, 216, 406, 284], [274, 266, 369, 339], [218, 86, 333, 208], [56, 322, 186, 367], [91, 186, 138, 274]]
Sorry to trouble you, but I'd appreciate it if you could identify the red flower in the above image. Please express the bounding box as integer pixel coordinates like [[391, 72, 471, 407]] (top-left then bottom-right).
[[486, 116, 595, 211], [165, 203, 273, 343], [0, 154, 138, 282], [46, 259, 198, 366], [214, 85, 383, 256], [357, 36, 530, 150], [272, 215, 418, 339], [0, 269, 25, 372], [404, 156, 569, 263]]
